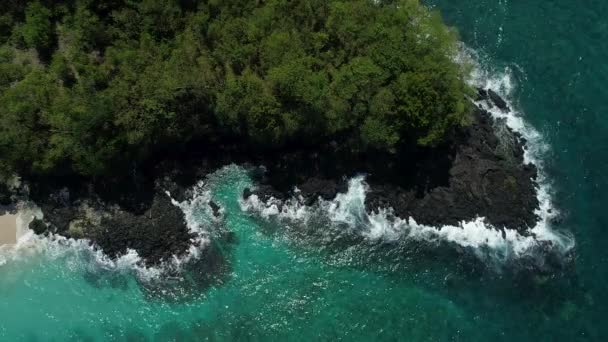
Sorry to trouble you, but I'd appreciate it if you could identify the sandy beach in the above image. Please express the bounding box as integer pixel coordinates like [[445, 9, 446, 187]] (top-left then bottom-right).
[[0, 212, 17, 245]]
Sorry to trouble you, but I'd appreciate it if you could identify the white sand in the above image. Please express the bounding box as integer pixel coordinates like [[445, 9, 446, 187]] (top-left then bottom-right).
[[0, 213, 18, 245]]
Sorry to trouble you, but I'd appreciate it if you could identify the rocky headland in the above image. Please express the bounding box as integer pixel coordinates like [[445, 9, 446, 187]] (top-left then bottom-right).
[[0, 89, 541, 267], [244, 89, 539, 232]]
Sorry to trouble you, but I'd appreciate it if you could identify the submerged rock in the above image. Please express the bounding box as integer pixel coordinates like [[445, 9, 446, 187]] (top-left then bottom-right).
[[209, 201, 221, 217], [488, 89, 510, 111]]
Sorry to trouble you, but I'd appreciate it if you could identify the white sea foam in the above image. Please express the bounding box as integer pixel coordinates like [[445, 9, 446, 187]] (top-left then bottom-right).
[[241, 190, 311, 222], [167, 180, 217, 266], [464, 49, 574, 253], [241, 176, 550, 263], [241, 51, 575, 266], [0, 231, 159, 280]]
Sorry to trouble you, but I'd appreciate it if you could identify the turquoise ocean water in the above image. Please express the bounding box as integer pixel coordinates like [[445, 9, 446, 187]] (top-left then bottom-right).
[[1, 1, 606, 340]]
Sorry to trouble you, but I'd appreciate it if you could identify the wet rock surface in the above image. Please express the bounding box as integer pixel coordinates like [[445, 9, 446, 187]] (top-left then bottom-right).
[[488, 89, 510, 111]]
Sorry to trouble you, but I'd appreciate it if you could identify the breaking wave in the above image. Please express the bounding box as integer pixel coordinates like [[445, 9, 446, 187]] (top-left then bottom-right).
[[464, 49, 575, 253]]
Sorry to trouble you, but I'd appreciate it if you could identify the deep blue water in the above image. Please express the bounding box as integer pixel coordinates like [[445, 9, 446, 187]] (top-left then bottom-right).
[[0, 1, 606, 340], [426, 0, 608, 339]]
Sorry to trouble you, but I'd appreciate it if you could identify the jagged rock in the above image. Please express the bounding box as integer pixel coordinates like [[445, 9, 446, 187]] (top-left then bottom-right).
[[476, 88, 489, 102], [37, 190, 196, 265], [245, 184, 286, 203], [209, 201, 221, 217], [297, 177, 348, 205], [243, 188, 253, 200], [29, 218, 48, 235], [157, 177, 189, 203], [488, 89, 510, 111]]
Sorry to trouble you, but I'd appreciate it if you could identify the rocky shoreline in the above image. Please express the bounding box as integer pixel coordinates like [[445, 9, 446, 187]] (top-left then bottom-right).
[[244, 89, 539, 232], [0, 89, 541, 267], [30, 192, 196, 264]]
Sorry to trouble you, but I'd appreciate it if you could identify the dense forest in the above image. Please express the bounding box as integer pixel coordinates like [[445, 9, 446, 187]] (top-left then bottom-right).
[[0, 0, 471, 179]]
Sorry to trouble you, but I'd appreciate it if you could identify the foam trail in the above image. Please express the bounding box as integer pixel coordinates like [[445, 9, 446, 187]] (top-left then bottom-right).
[[0, 233, 161, 281], [242, 189, 310, 221]]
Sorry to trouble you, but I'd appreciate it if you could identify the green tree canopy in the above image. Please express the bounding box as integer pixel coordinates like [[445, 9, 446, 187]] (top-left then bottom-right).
[[0, 0, 471, 178]]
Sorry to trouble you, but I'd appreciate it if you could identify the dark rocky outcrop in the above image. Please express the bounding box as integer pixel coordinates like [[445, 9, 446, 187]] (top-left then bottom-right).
[[365, 106, 538, 230], [478, 88, 510, 112], [0, 183, 11, 206], [29, 218, 47, 235], [244, 90, 539, 232], [297, 178, 349, 204], [91, 195, 195, 264], [209, 201, 221, 217], [30, 183, 198, 265], [488, 89, 510, 111]]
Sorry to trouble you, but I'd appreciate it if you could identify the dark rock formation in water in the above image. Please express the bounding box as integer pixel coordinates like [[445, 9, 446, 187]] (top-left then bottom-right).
[[365, 106, 538, 230], [92, 195, 195, 264], [245, 89, 539, 232], [31, 188, 196, 265], [478, 88, 510, 112]]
